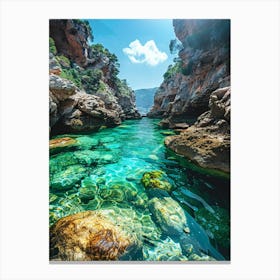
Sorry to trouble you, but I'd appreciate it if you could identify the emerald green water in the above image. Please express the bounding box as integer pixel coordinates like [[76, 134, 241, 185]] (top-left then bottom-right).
[[49, 118, 230, 261]]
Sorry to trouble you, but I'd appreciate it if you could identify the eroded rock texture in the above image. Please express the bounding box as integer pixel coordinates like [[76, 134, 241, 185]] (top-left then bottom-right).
[[49, 19, 140, 135], [49, 210, 140, 261], [148, 19, 230, 122], [165, 87, 230, 173]]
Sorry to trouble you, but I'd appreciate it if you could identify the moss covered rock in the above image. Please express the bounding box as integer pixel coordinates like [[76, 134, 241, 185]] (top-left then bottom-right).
[[141, 170, 172, 192]]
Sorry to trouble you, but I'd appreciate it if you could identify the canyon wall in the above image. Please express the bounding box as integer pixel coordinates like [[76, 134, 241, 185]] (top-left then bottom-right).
[[149, 19, 230, 173], [148, 19, 230, 121]]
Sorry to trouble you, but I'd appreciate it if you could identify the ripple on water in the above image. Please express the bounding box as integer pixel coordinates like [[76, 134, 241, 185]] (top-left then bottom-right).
[[49, 118, 230, 261]]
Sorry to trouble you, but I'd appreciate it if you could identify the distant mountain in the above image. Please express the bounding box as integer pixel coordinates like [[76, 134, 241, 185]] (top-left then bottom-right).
[[135, 87, 158, 115]]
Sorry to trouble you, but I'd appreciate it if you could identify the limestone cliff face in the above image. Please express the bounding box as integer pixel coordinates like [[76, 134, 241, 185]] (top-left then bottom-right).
[[148, 19, 230, 120], [50, 19, 92, 67], [49, 19, 140, 135]]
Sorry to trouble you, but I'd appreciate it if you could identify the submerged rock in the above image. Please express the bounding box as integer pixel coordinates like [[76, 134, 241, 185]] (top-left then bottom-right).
[[49, 150, 98, 175], [50, 210, 140, 261], [143, 237, 188, 261], [97, 181, 148, 209], [49, 137, 78, 154], [78, 177, 98, 203], [75, 136, 99, 149], [188, 253, 216, 261], [50, 164, 88, 191], [148, 197, 188, 236], [49, 193, 83, 225], [141, 170, 172, 192], [49, 137, 77, 149]]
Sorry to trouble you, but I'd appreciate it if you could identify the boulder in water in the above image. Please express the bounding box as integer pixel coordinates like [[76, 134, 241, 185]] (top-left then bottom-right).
[[143, 237, 188, 261], [49, 137, 77, 152], [148, 196, 188, 236], [141, 170, 172, 192], [50, 210, 140, 261]]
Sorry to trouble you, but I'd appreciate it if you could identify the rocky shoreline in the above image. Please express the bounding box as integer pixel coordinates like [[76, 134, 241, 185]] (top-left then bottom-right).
[[148, 19, 230, 173], [49, 19, 140, 135]]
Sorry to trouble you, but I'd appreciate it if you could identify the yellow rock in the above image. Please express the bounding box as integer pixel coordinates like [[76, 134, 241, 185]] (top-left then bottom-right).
[[50, 210, 139, 261], [49, 137, 77, 150]]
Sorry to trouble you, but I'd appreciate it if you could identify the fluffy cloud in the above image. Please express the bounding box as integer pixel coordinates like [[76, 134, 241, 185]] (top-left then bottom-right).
[[123, 39, 168, 66]]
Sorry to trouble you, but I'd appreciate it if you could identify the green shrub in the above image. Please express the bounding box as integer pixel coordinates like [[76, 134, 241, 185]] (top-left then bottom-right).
[[56, 55, 70, 67], [181, 60, 194, 76], [163, 61, 182, 80], [115, 79, 132, 97], [97, 80, 107, 92], [49, 37, 57, 54], [60, 69, 82, 88], [81, 69, 103, 94]]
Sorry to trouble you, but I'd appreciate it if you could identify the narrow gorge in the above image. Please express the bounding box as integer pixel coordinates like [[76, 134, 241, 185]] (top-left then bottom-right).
[[49, 19, 230, 262]]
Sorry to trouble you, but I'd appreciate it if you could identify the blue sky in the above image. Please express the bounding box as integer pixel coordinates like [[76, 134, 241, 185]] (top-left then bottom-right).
[[87, 19, 176, 90]]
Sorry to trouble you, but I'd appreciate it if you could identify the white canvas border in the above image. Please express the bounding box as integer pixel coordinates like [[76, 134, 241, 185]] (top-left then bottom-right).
[[0, 0, 279, 279]]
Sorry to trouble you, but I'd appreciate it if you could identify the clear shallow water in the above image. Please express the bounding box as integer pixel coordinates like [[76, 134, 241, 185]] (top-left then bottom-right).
[[49, 118, 230, 261]]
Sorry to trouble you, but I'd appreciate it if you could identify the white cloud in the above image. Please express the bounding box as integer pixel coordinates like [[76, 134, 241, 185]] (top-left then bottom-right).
[[123, 39, 168, 66]]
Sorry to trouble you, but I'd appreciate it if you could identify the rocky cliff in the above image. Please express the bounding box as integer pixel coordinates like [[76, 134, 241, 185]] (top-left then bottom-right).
[[165, 87, 230, 173], [148, 19, 230, 121], [49, 19, 140, 135], [149, 19, 230, 173]]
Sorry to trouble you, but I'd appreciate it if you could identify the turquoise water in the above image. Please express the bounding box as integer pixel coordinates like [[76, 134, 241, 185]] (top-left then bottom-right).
[[49, 118, 230, 261]]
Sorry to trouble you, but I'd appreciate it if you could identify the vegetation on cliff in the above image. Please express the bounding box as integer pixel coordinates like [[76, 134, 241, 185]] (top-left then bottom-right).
[[49, 19, 140, 134]]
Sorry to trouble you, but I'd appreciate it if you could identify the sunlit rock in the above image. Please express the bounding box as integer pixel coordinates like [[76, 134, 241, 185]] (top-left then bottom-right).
[[75, 136, 99, 149], [188, 253, 216, 261], [50, 164, 88, 191], [148, 197, 187, 235], [141, 170, 172, 192], [50, 210, 140, 261], [78, 177, 98, 203], [143, 237, 188, 261], [49, 137, 77, 152], [148, 196, 188, 236], [49, 193, 83, 225]]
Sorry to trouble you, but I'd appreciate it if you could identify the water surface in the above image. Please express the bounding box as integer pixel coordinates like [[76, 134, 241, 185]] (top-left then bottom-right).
[[49, 118, 230, 261]]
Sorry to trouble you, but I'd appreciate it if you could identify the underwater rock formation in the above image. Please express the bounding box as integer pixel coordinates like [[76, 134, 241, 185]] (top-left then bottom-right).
[[49, 210, 140, 261], [49, 137, 78, 154], [50, 164, 89, 191], [143, 237, 188, 261], [49, 193, 83, 225], [148, 197, 189, 236], [141, 170, 172, 192]]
